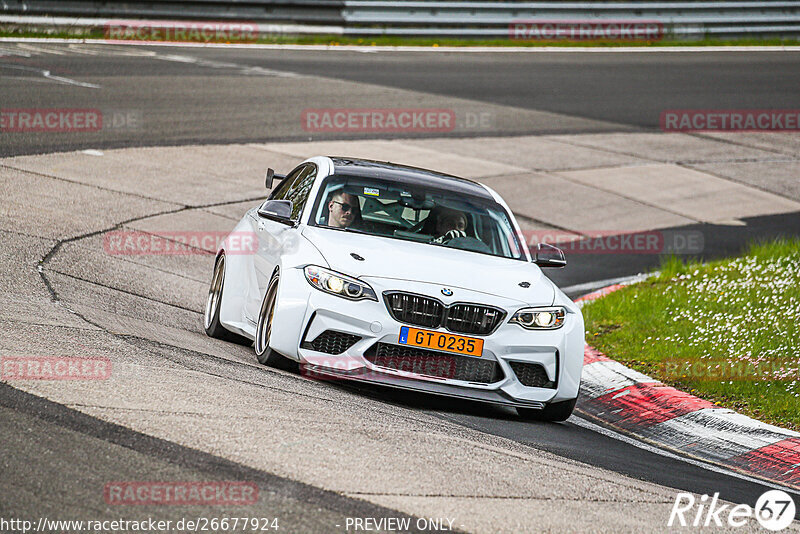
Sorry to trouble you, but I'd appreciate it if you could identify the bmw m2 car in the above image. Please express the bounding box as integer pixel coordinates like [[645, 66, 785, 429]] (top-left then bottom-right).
[[204, 157, 584, 421]]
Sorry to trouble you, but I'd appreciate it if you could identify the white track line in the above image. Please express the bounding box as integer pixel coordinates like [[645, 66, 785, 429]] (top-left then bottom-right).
[[0, 63, 101, 88], [16, 43, 68, 55], [572, 414, 800, 495], [562, 273, 651, 296], [1, 37, 800, 52]]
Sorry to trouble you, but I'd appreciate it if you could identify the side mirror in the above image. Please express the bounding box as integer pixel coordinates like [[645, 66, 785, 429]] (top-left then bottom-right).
[[265, 168, 286, 190], [533, 243, 566, 268], [257, 199, 294, 225]]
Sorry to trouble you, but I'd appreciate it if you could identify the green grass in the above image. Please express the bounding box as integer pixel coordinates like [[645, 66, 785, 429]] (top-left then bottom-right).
[[1, 27, 798, 47], [582, 238, 800, 431]]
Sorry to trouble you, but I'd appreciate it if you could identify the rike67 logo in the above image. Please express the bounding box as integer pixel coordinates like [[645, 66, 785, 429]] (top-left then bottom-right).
[[669, 490, 796, 531]]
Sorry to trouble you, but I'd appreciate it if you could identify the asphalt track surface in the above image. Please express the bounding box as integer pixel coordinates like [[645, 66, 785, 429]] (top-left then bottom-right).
[[2, 43, 800, 529], [2, 44, 800, 156]]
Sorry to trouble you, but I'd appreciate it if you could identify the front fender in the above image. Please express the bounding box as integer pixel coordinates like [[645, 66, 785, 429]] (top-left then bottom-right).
[[267, 230, 328, 359], [552, 283, 585, 401], [269, 266, 311, 361]]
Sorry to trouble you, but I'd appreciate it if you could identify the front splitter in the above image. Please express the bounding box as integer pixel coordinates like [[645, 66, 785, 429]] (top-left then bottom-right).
[[302, 365, 546, 410]]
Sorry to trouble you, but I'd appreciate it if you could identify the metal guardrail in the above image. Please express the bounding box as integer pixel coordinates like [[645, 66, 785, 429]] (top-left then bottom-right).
[[0, 1, 346, 24], [340, 0, 800, 38], [2, 0, 800, 39]]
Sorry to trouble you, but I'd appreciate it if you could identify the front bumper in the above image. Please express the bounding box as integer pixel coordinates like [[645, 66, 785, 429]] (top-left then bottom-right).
[[303, 365, 546, 409], [270, 268, 584, 406]]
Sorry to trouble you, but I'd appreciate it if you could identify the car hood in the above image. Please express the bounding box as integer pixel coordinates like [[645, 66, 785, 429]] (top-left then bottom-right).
[[301, 226, 554, 306]]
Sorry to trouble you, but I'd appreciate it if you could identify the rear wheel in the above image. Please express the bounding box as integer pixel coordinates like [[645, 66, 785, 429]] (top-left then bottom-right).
[[204, 254, 250, 345], [517, 397, 577, 422], [254, 273, 297, 371]]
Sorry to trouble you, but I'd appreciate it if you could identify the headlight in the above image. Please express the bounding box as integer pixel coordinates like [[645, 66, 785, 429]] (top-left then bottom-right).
[[509, 307, 566, 330], [303, 265, 377, 301]]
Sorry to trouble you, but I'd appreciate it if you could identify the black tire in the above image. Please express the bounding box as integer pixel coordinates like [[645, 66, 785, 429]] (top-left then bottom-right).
[[204, 254, 251, 345], [254, 273, 298, 372], [517, 397, 577, 422]]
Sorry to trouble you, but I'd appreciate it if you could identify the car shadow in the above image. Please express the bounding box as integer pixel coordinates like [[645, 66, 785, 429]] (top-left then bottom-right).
[[305, 374, 536, 422]]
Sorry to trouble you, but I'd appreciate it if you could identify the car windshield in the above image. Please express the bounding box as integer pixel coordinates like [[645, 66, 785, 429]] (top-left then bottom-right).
[[309, 174, 526, 260]]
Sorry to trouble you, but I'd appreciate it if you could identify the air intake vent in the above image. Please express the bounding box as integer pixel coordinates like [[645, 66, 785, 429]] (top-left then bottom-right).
[[364, 342, 503, 384], [508, 361, 555, 388], [301, 330, 361, 355]]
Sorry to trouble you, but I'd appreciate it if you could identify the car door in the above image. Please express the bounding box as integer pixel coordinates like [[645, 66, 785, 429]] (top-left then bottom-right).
[[244, 164, 317, 322]]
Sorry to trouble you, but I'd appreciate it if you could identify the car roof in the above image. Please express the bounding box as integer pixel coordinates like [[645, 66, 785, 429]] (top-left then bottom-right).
[[328, 157, 493, 200]]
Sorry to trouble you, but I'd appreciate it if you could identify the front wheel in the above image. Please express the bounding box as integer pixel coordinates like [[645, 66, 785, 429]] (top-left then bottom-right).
[[517, 397, 577, 422], [254, 273, 297, 371]]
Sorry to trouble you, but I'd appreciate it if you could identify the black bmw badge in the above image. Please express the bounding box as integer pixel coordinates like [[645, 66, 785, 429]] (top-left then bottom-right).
[[441, 288, 453, 296]]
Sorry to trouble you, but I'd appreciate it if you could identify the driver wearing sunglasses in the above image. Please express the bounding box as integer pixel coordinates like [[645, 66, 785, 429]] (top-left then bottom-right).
[[327, 191, 360, 229]]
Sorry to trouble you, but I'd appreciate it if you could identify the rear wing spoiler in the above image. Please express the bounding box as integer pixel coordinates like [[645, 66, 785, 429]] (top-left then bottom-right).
[[265, 168, 286, 190]]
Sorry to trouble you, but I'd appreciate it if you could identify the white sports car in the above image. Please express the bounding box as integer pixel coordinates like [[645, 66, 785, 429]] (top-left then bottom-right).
[[204, 156, 584, 421]]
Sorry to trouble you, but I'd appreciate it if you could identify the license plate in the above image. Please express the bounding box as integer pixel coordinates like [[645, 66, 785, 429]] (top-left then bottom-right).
[[398, 326, 483, 357]]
